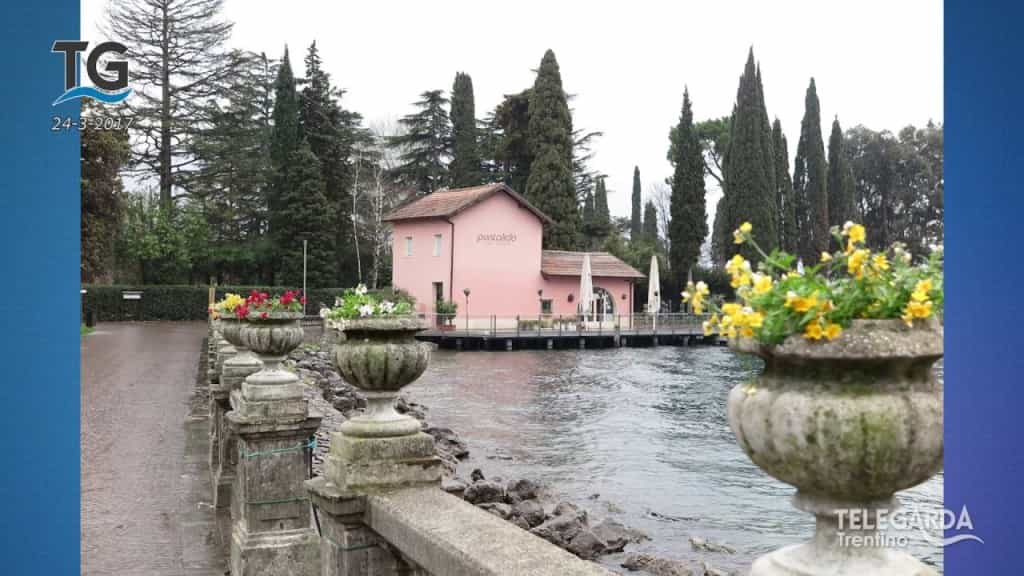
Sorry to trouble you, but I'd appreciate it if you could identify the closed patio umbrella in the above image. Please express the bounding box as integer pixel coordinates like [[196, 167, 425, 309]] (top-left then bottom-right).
[[579, 253, 594, 323], [647, 255, 660, 314]]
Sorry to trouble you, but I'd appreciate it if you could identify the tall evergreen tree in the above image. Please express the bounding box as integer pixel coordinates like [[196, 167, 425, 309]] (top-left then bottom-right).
[[642, 200, 659, 245], [450, 72, 482, 187], [827, 117, 856, 230], [276, 139, 337, 287], [486, 90, 533, 192], [723, 48, 777, 262], [793, 78, 829, 262], [772, 118, 797, 253], [594, 176, 611, 233], [525, 49, 579, 249], [268, 47, 301, 278], [389, 90, 451, 195], [299, 41, 361, 284], [630, 166, 643, 240], [81, 100, 130, 283], [668, 89, 707, 284]]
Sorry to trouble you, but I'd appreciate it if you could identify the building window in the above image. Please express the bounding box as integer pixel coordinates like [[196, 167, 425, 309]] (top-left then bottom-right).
[[433, 234, 442, 257], [540, 299, 553, 315], [405, 236, 413, 257]]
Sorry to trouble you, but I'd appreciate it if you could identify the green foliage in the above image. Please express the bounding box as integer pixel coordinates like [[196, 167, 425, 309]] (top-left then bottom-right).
[[827, 117, 857, 233], [389, 89, 451, 194], [844, 122, 943, 258], [642, 200, 659, 245], [275, 140, 338, 287], [722, 49, 778, 263], [526, 50, 579, 249], [772, 119, 797, 253], [435, 300, 458, 315], [667, 89, 708, 288], [269, 47, 302, 274], [630, 166, 642, 240], [793, 78, 829, 262], [483, 89, 533, 192], [118, 192, 204, 284], [450, 72, 482, 187], [81, 100, 130, 283], [81, 325, 94, 336]]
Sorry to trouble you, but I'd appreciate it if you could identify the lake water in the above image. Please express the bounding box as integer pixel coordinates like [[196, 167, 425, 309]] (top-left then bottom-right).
[[405, 345, 943, 573]]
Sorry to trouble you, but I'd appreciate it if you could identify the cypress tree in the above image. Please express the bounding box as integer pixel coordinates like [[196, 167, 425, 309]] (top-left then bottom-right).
[[582, 188, 596, 244], [643, 200, 658, 245], [827, 117, 856, 230], [668, 88, 707, 284], [630, 166, 642, 241], [772, 118, 797, 253], [268, 47, 301, 278], [276, 139, 337, 287], [594, 176, 611, 233], [525, 49, 579, 249], [450, 72, 482, 187], [723, 48, 777, 262], [793, 78, 829, 262]]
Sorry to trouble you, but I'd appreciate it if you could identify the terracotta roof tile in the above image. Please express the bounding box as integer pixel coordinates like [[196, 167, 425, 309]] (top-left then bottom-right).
[[541, 251, 645, 279], [383, 183, 553, 224]]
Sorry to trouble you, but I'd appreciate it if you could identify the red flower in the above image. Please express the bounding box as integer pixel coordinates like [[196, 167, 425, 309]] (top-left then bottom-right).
[[280, 291, 295, 306], [300, 295, 307, 305], [235, 304, 249, 319], [260, 312, 268, 319]]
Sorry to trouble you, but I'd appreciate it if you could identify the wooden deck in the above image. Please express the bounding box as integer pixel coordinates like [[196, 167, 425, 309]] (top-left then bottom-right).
[[416, 326, 724, 351]]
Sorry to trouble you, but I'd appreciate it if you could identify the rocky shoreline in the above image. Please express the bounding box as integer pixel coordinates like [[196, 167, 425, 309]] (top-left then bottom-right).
[[287, 343, 737, 576]]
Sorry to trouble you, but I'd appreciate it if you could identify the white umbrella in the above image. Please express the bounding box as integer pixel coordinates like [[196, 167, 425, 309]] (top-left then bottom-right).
[[647, 255, 660, 314], [579, 253, 594, 323]]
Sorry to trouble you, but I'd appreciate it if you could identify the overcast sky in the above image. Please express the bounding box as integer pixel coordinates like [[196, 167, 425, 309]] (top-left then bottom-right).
[[82, 0, 942, 220]]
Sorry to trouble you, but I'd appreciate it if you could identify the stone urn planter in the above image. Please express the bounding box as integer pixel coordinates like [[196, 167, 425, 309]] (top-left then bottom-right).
[[727, 318, 943, 576], [218, 316, 262, 383], [236, 311, 305, 418], [332, 316, 431, 438]]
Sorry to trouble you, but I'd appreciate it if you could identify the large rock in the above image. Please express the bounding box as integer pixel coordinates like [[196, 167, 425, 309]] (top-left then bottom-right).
[[478, 502, 512, 520], [552, 501, 587, 524], [505, 478, 539, 503], [463, 480, 505, 505], [621, 553, 693, 576], [424, 426, 469, 460], [689, 535, 735, 555], [441, 477, 467, 497], [591, 519, 647, 553], [512, 499, 546, 528], [470, 468, 486, 482], [566, 529, 607, 560], [530, 514, 585, 548]]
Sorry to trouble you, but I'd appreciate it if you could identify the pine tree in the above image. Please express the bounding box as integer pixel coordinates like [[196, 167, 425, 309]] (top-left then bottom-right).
[[486, 90, 533, 193], [668, 89, 707, 284], [793, 78, 829, 262], [723, 48, 778, 262], [642, 200, 659, 245], [450, 72, 481, 187], [268, 47, 301, 278], [772, 118, 797, 253], [630, 166, 643, 241], [389, 90, 451, 195], [827, 117, 856, 231], [276, 139, 338, 287], [525, 49, 579, 249]]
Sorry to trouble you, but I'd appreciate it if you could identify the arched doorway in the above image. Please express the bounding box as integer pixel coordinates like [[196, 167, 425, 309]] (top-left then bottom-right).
[[579, 287, 615, 321]]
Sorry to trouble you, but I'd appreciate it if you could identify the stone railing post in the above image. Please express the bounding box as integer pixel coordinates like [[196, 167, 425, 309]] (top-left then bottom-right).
[[208, 320, 235, 485], [307, 316, 441, 576], [215, 317, 262, 509], [227, 312, 321, 576]]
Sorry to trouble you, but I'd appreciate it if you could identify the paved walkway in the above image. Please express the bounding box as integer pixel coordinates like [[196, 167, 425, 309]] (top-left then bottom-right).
[[82, 322, 227, 576]]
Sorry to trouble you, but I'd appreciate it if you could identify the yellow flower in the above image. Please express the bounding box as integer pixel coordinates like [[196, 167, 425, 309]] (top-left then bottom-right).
[[847, 249, 870, 279], [740, 222, 753, 233], [820, 252, 832, 263], [824, 323, 842, 341], [784, 291, 819, 313], [911, 279, 933, 301], [746, 310, 764, 328], [682, 281, 710, 315], [725, 254, 750, 277], [804, 321, 824, 340], [730, 273, 751, 289], [842, 222, 866, 244], [752, 273, 773, 295], [901, 300, 933, 326], [703, 315, 718, 336]]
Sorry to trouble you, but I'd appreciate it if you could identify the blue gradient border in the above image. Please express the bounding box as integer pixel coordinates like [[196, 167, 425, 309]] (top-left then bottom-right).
[[0, 1, 81, 574], [945, 0, 1024, 572]]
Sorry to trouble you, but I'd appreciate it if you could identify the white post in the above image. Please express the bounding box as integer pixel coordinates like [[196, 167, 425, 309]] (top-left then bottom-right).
[[303, 240, 308, 316]]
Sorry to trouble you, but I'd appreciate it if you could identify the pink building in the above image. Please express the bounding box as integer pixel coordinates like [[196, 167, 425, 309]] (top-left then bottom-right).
[[384, 184, 644, 328]]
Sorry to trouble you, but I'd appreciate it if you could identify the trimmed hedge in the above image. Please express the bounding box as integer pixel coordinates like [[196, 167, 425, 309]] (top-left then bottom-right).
[[81, 285, 412, 322]]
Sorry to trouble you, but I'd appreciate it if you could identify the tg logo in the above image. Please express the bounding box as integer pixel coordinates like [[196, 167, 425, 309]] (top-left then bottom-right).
[[51, 41, 132, 106]]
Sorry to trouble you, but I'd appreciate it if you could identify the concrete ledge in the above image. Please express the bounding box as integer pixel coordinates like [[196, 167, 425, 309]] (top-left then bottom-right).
[[365, 487, 615, 576]]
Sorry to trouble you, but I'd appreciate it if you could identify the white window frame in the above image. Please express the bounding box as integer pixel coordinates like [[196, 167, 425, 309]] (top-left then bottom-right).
[[405, 236, 413, 257], [433, 234, 442, 257]]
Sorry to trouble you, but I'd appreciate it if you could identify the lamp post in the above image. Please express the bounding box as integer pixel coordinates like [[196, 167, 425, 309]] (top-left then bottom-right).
[[463, 288, 471, 333]]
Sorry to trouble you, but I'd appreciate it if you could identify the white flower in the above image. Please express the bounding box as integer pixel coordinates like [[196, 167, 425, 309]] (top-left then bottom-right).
[[796, 259, 805, 275], [334, 296, 343, 307], [842, 221, 854, 234], [358, 304, 374, 317], [319, 307, 330, 318], [696, 281, 708, 293], [354, 284, 368, 296], [379, 300, 396, 314]]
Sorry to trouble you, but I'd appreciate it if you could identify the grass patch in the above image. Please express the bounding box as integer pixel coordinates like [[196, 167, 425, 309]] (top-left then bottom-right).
[[81, 324, 95, 336]]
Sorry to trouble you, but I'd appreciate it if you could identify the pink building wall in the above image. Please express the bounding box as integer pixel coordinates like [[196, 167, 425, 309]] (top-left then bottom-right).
[[390, 190, 635, 326]]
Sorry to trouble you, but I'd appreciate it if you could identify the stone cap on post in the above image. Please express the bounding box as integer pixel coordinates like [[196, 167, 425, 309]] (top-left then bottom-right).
[[364, 486, 616, 576]]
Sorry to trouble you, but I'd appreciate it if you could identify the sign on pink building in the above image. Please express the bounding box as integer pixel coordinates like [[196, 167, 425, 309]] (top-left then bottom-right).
[[384, 184, 644, 328]]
